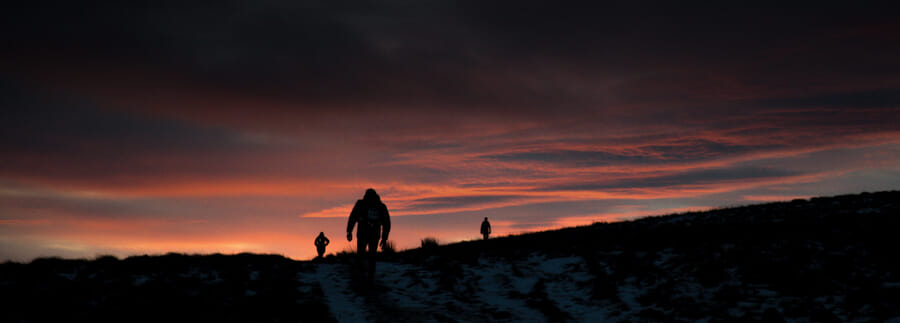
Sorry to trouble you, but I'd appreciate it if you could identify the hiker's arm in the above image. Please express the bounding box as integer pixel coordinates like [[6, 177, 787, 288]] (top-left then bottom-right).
[[380, 204, 391, 243], [347, 202, 359, 241]]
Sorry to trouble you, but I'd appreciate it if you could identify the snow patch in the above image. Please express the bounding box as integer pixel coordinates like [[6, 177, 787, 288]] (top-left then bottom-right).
[[472, 260, 544, 321], [617, 278, 643, 312], [857, 208, 880, 214], [654, 248, 676, 268], [307, 264, 371, 323], [756, 289, 778, 297], [133, 275, 150, 286], [537, 256, 583, 275], [206, 271, 223, 285]]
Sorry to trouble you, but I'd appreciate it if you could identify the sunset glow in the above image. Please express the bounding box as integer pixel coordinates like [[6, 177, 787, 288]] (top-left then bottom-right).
[[2, 1, 899, 261]]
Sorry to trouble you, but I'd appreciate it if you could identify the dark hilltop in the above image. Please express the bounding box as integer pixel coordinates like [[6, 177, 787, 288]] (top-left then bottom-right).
[[2, 190, 898, 322]]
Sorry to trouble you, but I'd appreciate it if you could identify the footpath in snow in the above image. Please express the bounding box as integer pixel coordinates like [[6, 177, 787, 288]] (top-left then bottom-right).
[[299, 254, 606, 322], [299, 263, 372, 323]]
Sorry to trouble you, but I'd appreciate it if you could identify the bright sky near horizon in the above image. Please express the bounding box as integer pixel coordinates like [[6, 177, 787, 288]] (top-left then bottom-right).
[[2, 1, 900, 261]]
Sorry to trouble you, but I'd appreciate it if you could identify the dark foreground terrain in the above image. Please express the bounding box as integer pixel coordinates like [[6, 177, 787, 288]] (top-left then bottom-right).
[[2, 191, 899, 322]]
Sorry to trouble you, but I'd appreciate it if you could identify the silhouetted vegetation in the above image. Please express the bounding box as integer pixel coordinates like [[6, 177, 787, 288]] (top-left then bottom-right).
[[420, 237, 440, 249], [381, 240, 396, 254]]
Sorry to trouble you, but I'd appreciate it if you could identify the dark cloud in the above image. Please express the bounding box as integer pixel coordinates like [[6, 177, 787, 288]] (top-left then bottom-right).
[[486, 150, 647, 166], [642, 140, 782, 161], [5, 0, 898, 120], [482, 139, 779, 167], [542, 166, 802, 191], [743, 88, 900, 110], [0, 79, 288, 182], [2, 1, 897, 187], [0, 81, 256, 154], [407, 195, 527, 210], [0, 190, 150, 219]]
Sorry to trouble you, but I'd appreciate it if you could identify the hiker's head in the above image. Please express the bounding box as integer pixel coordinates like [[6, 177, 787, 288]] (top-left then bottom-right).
[[319, 232, 324, 235], [485, 217, 488, 221], [363, 188, 380, 202]]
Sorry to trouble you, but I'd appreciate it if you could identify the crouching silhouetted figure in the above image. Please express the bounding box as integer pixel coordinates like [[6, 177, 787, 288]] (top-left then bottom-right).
[[347, 188, 391, 283], [481, 217, 491, 240], [314, 232, 330, 258]]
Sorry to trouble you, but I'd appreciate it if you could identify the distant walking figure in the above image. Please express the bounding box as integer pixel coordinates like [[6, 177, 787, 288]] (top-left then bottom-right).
[[314, 232, 330, 258], [481, 217, 491, 240], [347, 188, 391, 282]]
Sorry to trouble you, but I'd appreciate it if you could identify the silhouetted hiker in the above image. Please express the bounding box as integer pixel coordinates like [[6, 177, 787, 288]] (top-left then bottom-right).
[[347, 188, 391, 282], [481, 217, 491, 240], [314, 232, 330, 258]]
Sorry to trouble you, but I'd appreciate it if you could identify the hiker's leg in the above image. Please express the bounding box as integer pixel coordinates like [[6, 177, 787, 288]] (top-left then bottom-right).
[[367, 239, 378, 281], [357, 236, 367, 273]]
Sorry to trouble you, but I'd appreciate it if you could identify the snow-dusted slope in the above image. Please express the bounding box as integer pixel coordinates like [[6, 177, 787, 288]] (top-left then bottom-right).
[[305, 254, 603, 322], [303, 190, 900, 322]]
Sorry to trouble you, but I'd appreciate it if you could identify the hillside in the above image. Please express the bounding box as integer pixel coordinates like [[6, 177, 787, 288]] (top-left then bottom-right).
[[2, 190, 899, 322]]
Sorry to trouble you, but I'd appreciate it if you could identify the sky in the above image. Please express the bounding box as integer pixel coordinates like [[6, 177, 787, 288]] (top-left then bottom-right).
[[2, 1, 900, 261]]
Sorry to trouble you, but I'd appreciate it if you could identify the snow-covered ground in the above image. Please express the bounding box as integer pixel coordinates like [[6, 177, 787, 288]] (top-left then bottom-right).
[[302, 199, 900, 322], [302, 254, 615, 322], [303, 245, 897, 322], [299, 264, 373, 322]]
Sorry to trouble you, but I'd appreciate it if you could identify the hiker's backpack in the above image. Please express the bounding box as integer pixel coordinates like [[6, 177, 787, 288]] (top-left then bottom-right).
[[364, 204, 385, 227]]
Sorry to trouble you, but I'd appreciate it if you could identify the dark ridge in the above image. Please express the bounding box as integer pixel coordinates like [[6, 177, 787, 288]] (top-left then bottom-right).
[[391, 190, 900, 321], [401, 190, 900, 259], [0, 253, 332, 323], [2, 190, 898, 322]]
